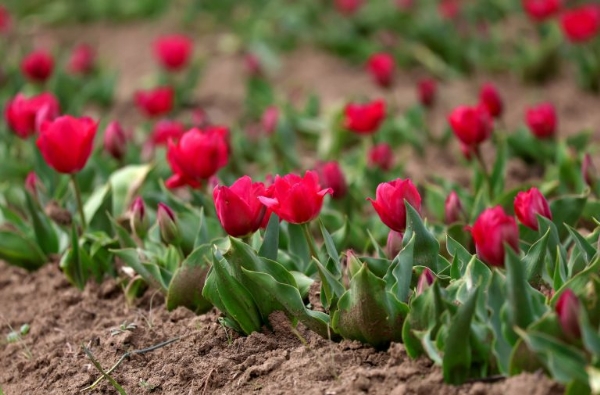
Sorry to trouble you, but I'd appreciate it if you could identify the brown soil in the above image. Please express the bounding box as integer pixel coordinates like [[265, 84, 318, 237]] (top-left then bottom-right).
[[2, 13, 598, 394], [0, 261, 563, 395]]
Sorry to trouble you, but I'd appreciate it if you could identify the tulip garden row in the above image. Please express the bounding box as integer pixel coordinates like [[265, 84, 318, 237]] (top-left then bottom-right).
[[2, 1, 600, 394]]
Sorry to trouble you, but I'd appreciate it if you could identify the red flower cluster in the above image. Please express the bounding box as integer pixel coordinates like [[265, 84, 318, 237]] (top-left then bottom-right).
[[5, 93, 60, 139]]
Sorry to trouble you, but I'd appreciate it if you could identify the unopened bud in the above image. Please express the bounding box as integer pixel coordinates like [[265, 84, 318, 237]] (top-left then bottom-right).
[[555, 289, 581, 340], [386, 230, 403, 259], [25, 171, 41, 199], [103, 121, 127, 161], [416, 268, 435, 295], [130, 197, 148, 239], [444, 191, 465, 224], [582, 153, 597, 190], [346, 249, 362, 279], [157, 203, 180, 245]]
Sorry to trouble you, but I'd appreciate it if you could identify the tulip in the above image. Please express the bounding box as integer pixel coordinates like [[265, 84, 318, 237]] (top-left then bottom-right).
[[0, 6, 11, 34], [386, 230, 404, 259], [514, 188, 552, 231], [560, 5, 600, 44], [258, 171, 333, 224], [448, 105, 493, 147], [344, 99, 386, 135], [25, 172, 41, 198], [315, 161, 348, 200], [130, 197, 148, 239], [555, 289, 581, 340], [5, 93, 60, 139], [417, 78, 437, 108], [153, 34, 193, 71], [416, 268, 435, 295], [165, 127, 229, 189], [439, 0, 460, 20], [103, 121, 127, 161], [261, 106, 279, 135], [157, 203, 180, 245], [335, 0, 363, 16], [213, 176, 268, 237], [150, 119, 186, 146], [459, 142, 474, 161], [525, 102, 556, 139], [522, 0, 561, 22], [134, 86, 174, 118], [366, 53, 395, 88], [36, 116, 97, 174], [582, 153, 598, 189], [244, 53, 262, 77], [21, 50, 54, 83], [470, 206, 520, 267], [479, 83, 503, 119], [368, 143, 394, 171], [68, 44, 96, 75], [368, 178, 422, 233], [444, 191, 465, 224]]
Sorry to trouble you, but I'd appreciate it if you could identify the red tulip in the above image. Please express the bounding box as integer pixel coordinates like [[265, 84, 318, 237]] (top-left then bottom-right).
[[36, 116, 97, 174], [368, 178, 422, 233], [21, 50, 54, 83], [165, 127, 229, 189], [439, 0, 460, 19], [150, 119, 186, 146], [514, 188, 552, 231], [459, 142, 474, 161], [522, 0, 561, 22], [344, 99, 386, 135], [244, 53, 262, 77], [444, 191, 465, 224], [470, 206, 520, 267], [448, 105, 493, 147], [560, 5, 600, 43], [261, 106, 279, 135], [68, 44, 96, 75], [258, 171, 333, 224], [130, 197, 148, 239], [5, 92, 60, 139], [582, 153, 598, 189], [213, 176, 268, 237], [386, 230, 404, 259], [157, 203, 180, 244], [555, 289, 581, 339], [335, 0, 363, 15], [153, 34, 193, 71], [417, 78, 437, 108], [366, 53, 395, 88], [368, 143, 394, 171], [315, 161, 348, 200], [525, 102, 557, 139], [0, 6, 12, 34], [25, 172, 41, 198], [416, 268, 435, 295], [479, 83, 503, 119], [103, 121, 127, 160], [134, 86, 174, 118]]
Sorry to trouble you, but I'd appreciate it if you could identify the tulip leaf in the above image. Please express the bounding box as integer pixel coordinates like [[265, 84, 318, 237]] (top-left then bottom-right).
[[59, 225, 92, 289], [579, 307, 600, 356], [403, 201, 439, 271], [109, 214, 137, 249], [514, 328, 589, 384], [109, 164, 152, 215], [202, 250, 262, 335], [0, 229, 47, 271], [550, 194, 587, 240], [551, 258, 600, 305], [319, 219, 340, 276], [259, 213, 279, 261], [166, 262, 212, 314], [442, 287, 479, 384], [486, 270, 512, 373], [566, 225, 597, 266], [332, 263, 408, 349], [24, 192, 59, 256], [193, 207, 210, 248], [523, 228, 550, 283], [287, 223, 311, 273], [384, 233, 415, 303], [367, 229, 387, 259], [84, 183, 113, 234], [447, 235, 473, 279], [490, 138, 507, 199], [313, 258, 345, 311], [112, 248, 169, 292]]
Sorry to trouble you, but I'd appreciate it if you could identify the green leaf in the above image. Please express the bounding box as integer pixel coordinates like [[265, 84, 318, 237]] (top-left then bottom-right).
[[109, 164, 152, 215], [490, 137, 507, 199], [112, 248, 169, 292], [167, 263, 212, 314], [259, 213, 279, 261], [523, 228, 550, 282], [486, 271, 512, 373], [24, 193, 59, 256], [313, 258, 345, 311], [367, 229, 387, 259], [505, 248, 542, 332], [287, 223, 310, 273], [320, 219, 340, 276], [0, 229, 47, 271], [566, 225, 597, 266], [83, 184, 113, 234], [384, 233, 415, 303], [550, 194, 587, 240], [447, 235, 473, 279], [442, 287, 480, 384], [403, 202, 439, 271], [109, 214, 137, 249]]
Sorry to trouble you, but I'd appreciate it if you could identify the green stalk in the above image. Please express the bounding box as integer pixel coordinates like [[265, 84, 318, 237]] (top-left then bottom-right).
[[302, 222, 320, 263], [70, 175, 86, 231]]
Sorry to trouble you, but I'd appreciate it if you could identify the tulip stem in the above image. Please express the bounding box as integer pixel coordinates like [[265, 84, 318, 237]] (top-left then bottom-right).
[[474, 147, 492, 198], [71, 175, 87, 231], [302, 223, 320, 263]]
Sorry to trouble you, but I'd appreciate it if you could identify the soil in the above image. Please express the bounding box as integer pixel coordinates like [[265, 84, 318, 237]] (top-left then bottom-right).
[[2, 11, 599, 395]]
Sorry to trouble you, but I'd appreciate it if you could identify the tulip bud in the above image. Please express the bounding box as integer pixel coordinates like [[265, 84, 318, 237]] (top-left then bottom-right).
[[157, 203, 180, 245], [417, 78, 437, 108], [368, 179, 421, 233], [514, 188, 552, 231], [25, 172, 41, 198], [525, 103, 557, 139], [68, 44, 96, 75], [315, 161, 348, 200], [134, 86, 174, 118], [555, 289, 581, 340], [448, 105, 493, 147], [386, 230, 403, 259], [21, 50, 54, 83], [368, 143, 394, 171], [366, 53, 395, 88], [344, 99, 386, 135], [522, 0, 561, 22], [416, 268, 435, 295], [582, 153, 598, 189], [470, 206, 520, 267], [261, 106, 279, 135], [130, 197, 148, 239], [244, 53, 262, 77], [346, 249, 363, 279], [103, 121, 127, 161], [439, 0, 460, 19], [153, 34, 193, 72], [192, 107, 209, 128], [444, 191, 465, 224], [479, 83, 503, 119], [560, 5, 600, 44]]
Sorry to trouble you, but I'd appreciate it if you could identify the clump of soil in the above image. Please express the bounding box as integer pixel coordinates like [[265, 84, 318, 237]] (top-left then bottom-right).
[[0, 262, 563, 394]]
